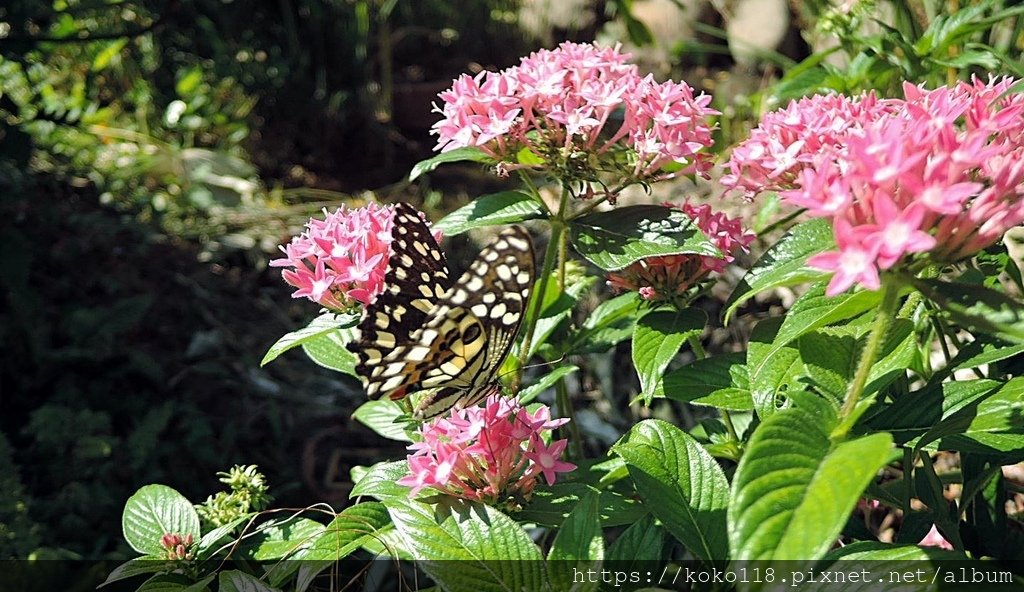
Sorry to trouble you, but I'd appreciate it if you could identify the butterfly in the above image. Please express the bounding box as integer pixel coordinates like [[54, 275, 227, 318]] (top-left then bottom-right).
[[348, 202, 535, 419]]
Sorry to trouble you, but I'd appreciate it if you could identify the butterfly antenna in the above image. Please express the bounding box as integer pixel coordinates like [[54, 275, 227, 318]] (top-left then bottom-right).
[[496, 354, 568, 385]]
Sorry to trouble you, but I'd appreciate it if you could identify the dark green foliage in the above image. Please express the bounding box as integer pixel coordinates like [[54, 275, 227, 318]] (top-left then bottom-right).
[[0, 431, 42, 559]]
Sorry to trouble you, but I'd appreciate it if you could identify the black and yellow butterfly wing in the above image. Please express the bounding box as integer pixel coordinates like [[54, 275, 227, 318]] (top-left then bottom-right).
[[349, 203, 535, 419]]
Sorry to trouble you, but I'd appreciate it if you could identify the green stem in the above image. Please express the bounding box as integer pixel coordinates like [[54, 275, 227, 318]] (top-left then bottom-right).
[[513, 187, 569, 391], [555, 378, 584, 459], [556, 220, 569, 289], [689, 333, 738, 442], [517, 170, 552, 216], [839, 277, 901, 425], [687, 333, 706, 360], [756, 206, 806, 236], [568, 193, 609, 219], [902, 446, 914, 515]]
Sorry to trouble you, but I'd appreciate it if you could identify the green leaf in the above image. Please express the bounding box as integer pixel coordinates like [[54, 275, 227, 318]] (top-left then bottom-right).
[[290, 503, 393, 590], [304, 502, 391, 561], [516, 481, 647, 528], [612, 419, 729, 563], [950, 339, 1024, 373], [352, 400, 412, 442], [774, 281, 884, 347], [658, 352, 753, 411], [136, 574, 192, 592], [747, 318, 802, 418], [434, 191, 546, 235], [548, 489, 603, 592], [799, 320, 916, 403], [301, 326, 359, 376], [911, 278, 1024, 344], [606, 514, 665, 563], [386, 498, 546, 591], [823, 540, 966, 561], [919, 377, 1024, 457], [798, 329, 858, 403], [518, 365, 578, 405], [101, 557, 171, 587], [869, 380, 1001, 446], [92, 39, 129, 71], [527, 278, 595, 359], [241, 517, 324, 560], [350, 460, 410, 500], [724, 218, 833, 323], [181, 575, 215, 592], [569, 205, 720, 271], [729, 404, 893, 560], [516, 146, 545, 165], [623, 10, 655, 45], [219, 570, 281, 592], [409, 146, 492, 181], [122, 485, 201, 556], [569, 293, 641, 355], [632, 308, 706, 405], [261, 313, 359, 366], [197, 514, 253, 558]]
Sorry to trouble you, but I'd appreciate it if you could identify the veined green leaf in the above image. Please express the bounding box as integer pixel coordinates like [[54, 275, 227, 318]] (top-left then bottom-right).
[[409, 146, 492, 181], [912, 278, 1024, 344], [729, 403, 892, 561], [386, 498, 546, 591], [261, 313, 359, 366], [122, 485, 200, 556], [724, 218, 833, 323], [352, 400, 413, 442], [632, 308, 707, 405], [657, 352, 752, 411], [434, 191, 546, 235], [613, 419, 729, 563], [548, 489, 603, 592], [570, 205, 720, 271]]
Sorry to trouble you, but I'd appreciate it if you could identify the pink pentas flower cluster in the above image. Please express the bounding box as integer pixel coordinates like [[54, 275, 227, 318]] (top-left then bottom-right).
[[431, 42, 718, 187], [397, 395, 576, 506], [607, 202, 755, 304], [723, 77, 1024, 296], [270, 203, 396, 312]]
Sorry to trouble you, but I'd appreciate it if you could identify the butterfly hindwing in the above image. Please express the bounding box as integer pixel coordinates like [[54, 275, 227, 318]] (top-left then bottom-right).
[[349, 204, 535, 419], [412, 226, 535, 418]]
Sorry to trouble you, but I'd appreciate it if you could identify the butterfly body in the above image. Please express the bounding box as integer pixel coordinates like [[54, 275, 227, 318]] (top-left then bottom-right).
[[349, 203, 535, 419]]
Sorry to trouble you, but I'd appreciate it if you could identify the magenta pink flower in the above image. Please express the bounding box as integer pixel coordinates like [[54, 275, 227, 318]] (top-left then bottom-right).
[[397, 395, 575, 506], [606, 202, 755, 304], [271, 203, 439, 312], [725, 77, 1024, 295], [431, 42, 718, 191], [807, 219, 882, 296], [919, 524, 953, 550]]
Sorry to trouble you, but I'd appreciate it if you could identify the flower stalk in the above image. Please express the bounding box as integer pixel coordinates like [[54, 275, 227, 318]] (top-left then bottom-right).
[[839, 277, 901, 428]]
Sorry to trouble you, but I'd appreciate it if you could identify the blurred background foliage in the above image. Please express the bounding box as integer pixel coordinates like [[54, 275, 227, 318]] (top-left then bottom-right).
[[1, 0, 1022, 559]]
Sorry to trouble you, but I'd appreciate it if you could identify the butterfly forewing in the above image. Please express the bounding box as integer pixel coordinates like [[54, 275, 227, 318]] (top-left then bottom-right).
[[349, 203, 452, 400], [349, 203, 536, 420]]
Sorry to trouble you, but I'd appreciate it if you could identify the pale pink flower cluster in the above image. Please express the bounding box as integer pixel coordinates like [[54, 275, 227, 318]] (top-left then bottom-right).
[[397, 395, 576, 505], [270, 203, 395, 311], [431, 42, 718, 184], [721, 91, 897, 198], [723, 77, 1024, 296], [607, 202, 755, 303]]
